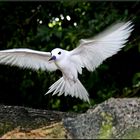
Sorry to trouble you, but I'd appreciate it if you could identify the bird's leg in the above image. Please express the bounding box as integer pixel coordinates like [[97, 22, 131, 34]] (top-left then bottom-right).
[[73, 78, 77, 84], [63, 73, 77, 85]]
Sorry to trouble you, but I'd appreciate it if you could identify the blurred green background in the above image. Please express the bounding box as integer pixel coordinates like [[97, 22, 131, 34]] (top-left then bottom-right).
[[0, 1, 139, 112]]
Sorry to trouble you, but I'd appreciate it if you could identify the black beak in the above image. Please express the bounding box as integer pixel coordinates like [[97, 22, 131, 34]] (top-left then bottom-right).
[[49, 56, 56, 61]]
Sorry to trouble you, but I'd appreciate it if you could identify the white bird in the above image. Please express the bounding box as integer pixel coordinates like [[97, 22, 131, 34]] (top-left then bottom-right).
[[0, 21, 133, 103]]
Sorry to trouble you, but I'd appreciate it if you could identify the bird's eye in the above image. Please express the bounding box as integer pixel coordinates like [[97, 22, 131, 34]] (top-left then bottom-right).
[[58, 51, 61, 55]]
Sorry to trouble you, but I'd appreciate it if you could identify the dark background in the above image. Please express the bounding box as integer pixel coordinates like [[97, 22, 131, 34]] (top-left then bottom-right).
[[0, 1, 140, 112]]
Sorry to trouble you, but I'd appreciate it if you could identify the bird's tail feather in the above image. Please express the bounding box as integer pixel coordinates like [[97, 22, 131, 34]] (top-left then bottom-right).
[[45, 77, 90, 103]]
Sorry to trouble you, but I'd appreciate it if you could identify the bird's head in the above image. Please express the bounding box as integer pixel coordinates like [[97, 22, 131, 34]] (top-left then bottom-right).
[[49, 48, 65, 62]]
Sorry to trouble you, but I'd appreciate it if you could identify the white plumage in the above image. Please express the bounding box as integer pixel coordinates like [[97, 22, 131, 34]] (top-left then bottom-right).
[[0, 21, 134, 103]]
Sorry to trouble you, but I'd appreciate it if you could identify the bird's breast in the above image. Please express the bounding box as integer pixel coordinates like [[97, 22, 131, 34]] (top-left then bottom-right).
[[55, 60, 78, 81]]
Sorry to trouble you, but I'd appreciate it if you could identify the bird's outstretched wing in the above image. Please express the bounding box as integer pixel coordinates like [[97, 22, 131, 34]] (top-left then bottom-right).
[[70, 21, 134, 72], [0, 48, 57, 71]]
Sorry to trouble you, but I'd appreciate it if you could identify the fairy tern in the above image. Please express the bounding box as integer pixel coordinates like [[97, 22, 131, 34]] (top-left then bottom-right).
[[0, 21, 134, 103]]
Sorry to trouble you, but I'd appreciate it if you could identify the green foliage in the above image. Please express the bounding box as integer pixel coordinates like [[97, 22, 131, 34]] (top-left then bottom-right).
[[0, 1, 139, 112]]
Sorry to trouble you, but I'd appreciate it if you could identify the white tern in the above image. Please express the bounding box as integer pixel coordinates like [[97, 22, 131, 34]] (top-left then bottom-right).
[[0, 21, 133, 103]]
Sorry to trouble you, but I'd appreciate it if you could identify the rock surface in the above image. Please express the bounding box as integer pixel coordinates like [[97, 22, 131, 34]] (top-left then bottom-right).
[[0, 105, 77, 139], [64, 98, 140, 139], [1, 98, 140, 139]]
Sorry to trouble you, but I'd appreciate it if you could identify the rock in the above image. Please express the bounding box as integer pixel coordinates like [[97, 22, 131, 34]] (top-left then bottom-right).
[[63, 98, 140, 139], [0, 105, 77, 139], [1, 122, 68, 139], [1, 98, 140, 139]]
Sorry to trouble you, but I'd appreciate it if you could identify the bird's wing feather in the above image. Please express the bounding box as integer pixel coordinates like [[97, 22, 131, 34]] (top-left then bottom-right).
[[70, 21, 134, 72], [0, 48, 57, 71]]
